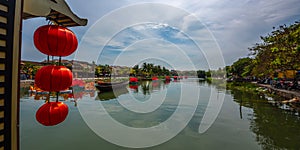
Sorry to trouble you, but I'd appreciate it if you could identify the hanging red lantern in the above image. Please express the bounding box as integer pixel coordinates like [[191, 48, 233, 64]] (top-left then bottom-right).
[[35, 65, 73, 91], [33, 25, 78, 56], [36, 102, 68, 126]]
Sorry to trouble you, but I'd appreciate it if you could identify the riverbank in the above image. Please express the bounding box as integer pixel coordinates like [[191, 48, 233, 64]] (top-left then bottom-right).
[[226, 81, 300, 106], [257, 83, 300, 100]]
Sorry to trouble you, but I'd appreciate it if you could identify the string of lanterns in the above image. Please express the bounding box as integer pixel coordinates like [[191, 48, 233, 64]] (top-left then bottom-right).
[[33, 24, 78, 126]]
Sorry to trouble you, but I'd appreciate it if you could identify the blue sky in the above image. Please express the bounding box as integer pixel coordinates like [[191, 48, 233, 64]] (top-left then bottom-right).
[[22, 0, 300, 70]]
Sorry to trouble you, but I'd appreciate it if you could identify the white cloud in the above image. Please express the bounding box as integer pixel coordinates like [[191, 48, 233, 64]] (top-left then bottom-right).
[[91, 22, 210, 70], [111, 38, 198, 70], [22, 0, 300, 69]]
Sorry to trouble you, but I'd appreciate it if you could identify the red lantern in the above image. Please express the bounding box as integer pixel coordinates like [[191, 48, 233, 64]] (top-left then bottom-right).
[[36, 102, 68, 126], [35, 65, 73, 91], [129, 85, 138, 90], [165, 76, 171, 81], [152, 81, 159, 87], [34, 25, 78, 56], [129, 77, 138, 82], [73, 92, 84, 100], [152, 76, 158, 81], [72, 79, 85, 87]]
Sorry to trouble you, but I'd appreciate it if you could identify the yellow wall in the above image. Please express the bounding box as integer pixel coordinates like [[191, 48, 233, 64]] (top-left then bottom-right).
[[277, 70, 297, 79]]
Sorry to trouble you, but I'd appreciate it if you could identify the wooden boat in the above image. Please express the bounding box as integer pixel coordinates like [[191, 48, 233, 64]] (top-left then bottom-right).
[[95, 81, 128, 92]]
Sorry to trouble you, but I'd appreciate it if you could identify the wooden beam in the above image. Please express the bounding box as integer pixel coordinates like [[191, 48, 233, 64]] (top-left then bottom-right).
[[0, 0, 22, 149]]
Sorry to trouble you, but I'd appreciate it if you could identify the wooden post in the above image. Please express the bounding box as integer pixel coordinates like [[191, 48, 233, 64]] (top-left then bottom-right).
[[0, 0, 22, 150]]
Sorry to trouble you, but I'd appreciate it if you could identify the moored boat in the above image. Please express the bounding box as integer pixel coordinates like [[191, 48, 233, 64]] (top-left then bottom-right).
[[95, 81, 128, 92]]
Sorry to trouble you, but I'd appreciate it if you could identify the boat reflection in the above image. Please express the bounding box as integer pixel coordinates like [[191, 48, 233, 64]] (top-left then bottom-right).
[[96, 80, 171, 101], [96, 88, 129, 101]]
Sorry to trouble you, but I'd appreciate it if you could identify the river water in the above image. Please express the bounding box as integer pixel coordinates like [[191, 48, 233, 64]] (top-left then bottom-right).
[[20, 78, 300, 150]]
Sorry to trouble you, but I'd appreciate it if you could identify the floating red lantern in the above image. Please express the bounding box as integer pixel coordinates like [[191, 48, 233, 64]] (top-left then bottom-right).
[[173, 76, 178, 80], [152, 76, 158, 81], [72, 79, 85, 87], [129, 85, 138, 90], [152, 81, 159, 87], [35, 65, 73, 91], [34, 25, 78, 56], [165, 76, 171, 81], [73, 92, 84, 100], [129, 77, 138, 83], [36, 102, 68, 126]]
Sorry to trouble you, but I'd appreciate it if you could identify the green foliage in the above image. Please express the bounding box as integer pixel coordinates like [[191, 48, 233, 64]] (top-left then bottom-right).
[[21, 62, 39, 79], [95, 64, 112, 77], [230, 57, 254, 77], [128, 62, 171, 77], [197, 70, 206, 78], [206, 70, 211, 78], [225, 21, 300, 78], [249, 21, 300, 77], [226, 82, 259, 93]]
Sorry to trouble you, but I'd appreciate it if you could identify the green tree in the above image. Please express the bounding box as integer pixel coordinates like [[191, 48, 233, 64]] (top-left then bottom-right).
[[197, 70, 206, 78], [249, 21, 300, 77], [21, 62, 39, 79], [231, 57, 253, 78], [206, 70, 211, 78]]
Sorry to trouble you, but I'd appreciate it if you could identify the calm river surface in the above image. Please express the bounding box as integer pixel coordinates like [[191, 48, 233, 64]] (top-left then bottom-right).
[[20, 78, 300, 150]]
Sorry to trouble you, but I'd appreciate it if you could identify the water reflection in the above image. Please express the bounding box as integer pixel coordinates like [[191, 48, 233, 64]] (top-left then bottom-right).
[[96, 88, 129, 101], [230, 89, 300, 149], [21, 80, 97, 105], [94, 79, 185, 128], [20, 79, 300, 149], [97, 80, 172, 101]]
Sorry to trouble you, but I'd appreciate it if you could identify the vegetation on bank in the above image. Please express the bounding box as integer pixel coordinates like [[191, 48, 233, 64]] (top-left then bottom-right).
[[20, 62, 39, 80], [227, 21, 300, 79], [226, 82, 260, 93], [203, 78, 263, 92], [186, 21, 300, 80], [92, 62, 199, 78], [95, 62, 179, 78], [225, 82, 283, 103]]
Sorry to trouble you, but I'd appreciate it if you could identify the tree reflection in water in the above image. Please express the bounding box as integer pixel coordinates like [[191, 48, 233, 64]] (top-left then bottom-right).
[[98, 81, 167, 101], [230, 89, 300, 149]]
